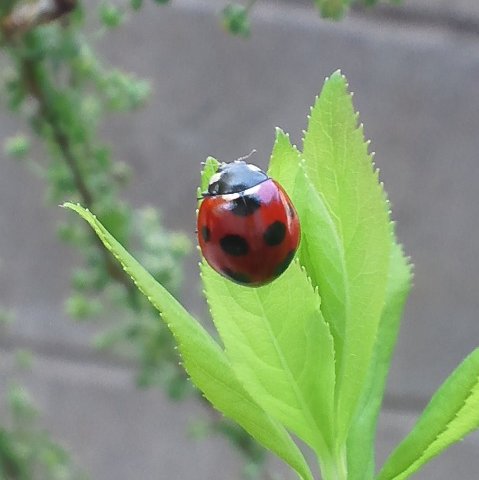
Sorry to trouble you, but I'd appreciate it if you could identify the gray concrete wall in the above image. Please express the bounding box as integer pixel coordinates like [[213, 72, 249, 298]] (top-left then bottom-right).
[[1, 0, 479, 478]]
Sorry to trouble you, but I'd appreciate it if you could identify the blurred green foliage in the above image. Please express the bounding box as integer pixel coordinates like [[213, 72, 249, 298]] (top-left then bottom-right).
[[222, 0, 402, 36], [1, 1, 190, 389], [0, 0, 270, 477], [221, 3, 251, 38], [0, 347, 86, 480]]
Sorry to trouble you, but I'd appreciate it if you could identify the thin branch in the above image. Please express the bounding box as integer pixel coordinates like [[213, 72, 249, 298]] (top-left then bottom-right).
[[20, 56, 138, 298], [1, 0, 76, 38]]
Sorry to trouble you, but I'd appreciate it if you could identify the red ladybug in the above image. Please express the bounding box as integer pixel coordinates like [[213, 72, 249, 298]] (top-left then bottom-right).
[[197, 160, 300, 286]]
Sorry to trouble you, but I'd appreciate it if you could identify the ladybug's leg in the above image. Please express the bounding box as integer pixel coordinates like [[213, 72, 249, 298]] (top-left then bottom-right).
[[240, 195, 248, 209]]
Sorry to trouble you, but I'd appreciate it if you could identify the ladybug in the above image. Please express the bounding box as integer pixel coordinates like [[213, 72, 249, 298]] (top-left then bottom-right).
[[197, 160, 300, 287]]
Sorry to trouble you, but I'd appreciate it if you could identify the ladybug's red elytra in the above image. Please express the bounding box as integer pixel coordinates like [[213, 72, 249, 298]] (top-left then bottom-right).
[[197, 160, 300, 287]]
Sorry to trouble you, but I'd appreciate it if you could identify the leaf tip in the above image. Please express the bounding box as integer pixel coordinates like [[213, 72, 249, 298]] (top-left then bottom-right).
[[62, 201, 79, 210], [274, 127, 290, 144], [330, 68, 344, 79], [327, 69, 349, 89]]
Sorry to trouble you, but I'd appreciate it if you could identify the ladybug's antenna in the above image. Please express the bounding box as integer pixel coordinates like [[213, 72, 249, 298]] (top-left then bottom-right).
[[237, 149, 257, 163]]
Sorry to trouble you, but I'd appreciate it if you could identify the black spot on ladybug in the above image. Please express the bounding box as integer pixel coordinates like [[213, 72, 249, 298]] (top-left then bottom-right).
[[274, 250, 296, 276], [263, 221, 286, 246], [227, 195, 261, 216], [201, 226, 211, 242], [220, 235, 249, 256], [222, 267, 252, 284], [287, 202, 296, 219]]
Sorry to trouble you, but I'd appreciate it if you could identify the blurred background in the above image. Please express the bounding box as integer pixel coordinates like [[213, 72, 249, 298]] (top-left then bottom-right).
[[1, 0, 479, 478]]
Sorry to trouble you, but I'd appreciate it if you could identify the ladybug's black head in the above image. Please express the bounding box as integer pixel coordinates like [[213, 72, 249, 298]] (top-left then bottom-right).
[[207, 161, 269, 196]]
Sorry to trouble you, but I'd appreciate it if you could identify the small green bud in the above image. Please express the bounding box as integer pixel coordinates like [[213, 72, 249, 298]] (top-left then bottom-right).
[[131, 0, 143, 9], [170, 234, 191, 256], [8, 385, 37, 420], [99, 3, 124, 28], [72, 268, 95, 291], [4, 134, 30, 160], [315, 0, 346, 19], [127, 79, 151, 109], [75, 45, 98, 77], [81, 96, 101, 122], [5, 78, 26, 110], [221, 4, 250, 37], [14, 349, 33, 370], [65, 295, 101, 320], [112, 161, 132, 185]]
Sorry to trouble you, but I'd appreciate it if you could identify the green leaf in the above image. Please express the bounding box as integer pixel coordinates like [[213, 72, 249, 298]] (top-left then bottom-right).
[[269, 129, 349, 366], [314, 0, 349, 19], [267, 128, 302, 193], [201, 259, 336, 457], [200, 156, 220, 194], [64, 203, 313, 480], [377, 347, 479, 480], [347, 240, 412, 480], [302, 71, 391, 440]]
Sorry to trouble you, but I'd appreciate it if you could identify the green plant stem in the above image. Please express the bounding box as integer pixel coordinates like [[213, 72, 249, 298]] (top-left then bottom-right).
[[320, 446, 348, 480]]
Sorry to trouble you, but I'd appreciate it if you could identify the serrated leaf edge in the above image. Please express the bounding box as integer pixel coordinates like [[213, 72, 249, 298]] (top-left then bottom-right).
[[381, 364, 479, 480], [64, 202, 314, 480]]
